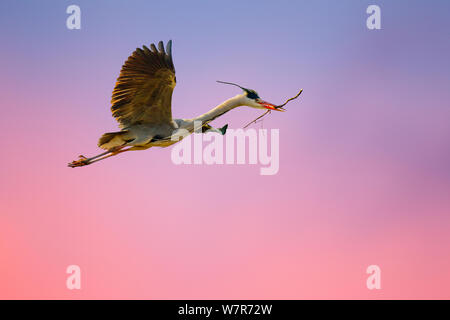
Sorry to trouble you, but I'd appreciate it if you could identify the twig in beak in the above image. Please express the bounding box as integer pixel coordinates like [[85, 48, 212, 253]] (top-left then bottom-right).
[[243, 110, 271, 129], [275, 89, 303, 109], [243, 89, 303, 129]]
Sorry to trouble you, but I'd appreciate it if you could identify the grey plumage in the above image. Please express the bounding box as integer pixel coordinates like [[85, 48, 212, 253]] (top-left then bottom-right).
[[68, 40, 280, 168]]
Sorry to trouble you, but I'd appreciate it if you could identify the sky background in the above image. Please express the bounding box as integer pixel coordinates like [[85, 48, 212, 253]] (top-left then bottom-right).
[[1, 0, 450, 299]]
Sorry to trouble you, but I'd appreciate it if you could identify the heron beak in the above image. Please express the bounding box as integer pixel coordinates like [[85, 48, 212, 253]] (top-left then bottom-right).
[[259, 100, 285, 112]]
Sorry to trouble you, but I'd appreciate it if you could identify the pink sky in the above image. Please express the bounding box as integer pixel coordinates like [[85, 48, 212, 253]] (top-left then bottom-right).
[[1, 0, 450, 299]]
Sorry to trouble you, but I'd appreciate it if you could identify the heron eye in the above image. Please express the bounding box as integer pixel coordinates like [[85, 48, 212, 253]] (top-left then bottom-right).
[[246, 90, 259, 100]]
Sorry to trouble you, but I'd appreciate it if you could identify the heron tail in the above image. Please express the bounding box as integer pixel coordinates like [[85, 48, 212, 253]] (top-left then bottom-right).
[[98, 130, 132, 150]]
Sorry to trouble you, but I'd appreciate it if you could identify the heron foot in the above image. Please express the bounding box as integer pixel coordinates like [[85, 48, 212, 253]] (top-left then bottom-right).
[[68, 155, 90, 168]]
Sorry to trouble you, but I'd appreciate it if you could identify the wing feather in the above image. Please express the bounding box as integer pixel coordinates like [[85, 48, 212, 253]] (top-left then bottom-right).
[[110, 40, 176, 128]]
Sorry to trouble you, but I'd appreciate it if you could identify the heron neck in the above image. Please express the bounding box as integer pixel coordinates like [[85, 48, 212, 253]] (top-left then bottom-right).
[[192, 95, 244, 124]]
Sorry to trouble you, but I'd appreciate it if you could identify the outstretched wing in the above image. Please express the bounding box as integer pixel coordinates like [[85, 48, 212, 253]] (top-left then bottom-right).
[[111, 40, 176, 128]]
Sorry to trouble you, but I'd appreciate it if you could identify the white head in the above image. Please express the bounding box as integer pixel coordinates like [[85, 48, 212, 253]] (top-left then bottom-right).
[[217, 81, 285, 112]]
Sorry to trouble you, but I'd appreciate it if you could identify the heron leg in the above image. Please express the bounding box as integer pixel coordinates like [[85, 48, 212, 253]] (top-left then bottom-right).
[[68, 146, 128, 168], [83, 148, 130, 165]]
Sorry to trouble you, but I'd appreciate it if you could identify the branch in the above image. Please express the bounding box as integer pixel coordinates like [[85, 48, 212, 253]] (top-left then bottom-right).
[[243, 110, 271, 129], [276, 88, 303, 109], [243, 89, 303, 129]]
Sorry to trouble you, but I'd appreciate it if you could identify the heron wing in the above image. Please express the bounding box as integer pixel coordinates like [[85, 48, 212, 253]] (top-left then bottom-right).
[[110, 40, 176, 128]]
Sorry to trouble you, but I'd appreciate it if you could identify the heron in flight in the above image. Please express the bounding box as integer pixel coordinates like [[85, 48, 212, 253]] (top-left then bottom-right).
[[68, 40, 283, 168]]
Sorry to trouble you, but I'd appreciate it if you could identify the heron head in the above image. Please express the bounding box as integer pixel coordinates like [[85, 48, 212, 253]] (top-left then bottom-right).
[[241, 88, 284, 111], [217, 81, 285, 112]]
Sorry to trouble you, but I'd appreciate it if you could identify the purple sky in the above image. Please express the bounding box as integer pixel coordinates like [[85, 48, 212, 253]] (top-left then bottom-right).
[[1, 0, 450, 299]]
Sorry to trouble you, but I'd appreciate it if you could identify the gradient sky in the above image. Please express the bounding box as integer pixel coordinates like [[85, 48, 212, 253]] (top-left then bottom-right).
[[1, 0, 450, 299]]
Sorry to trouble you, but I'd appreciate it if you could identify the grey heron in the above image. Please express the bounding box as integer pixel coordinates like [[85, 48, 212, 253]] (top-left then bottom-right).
[[68, 40, 282, 168]]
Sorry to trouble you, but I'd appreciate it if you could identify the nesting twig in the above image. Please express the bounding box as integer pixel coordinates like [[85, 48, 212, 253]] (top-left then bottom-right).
[[243, 110, 271, 129], [243, 89, 303, 129], [276, 89, 303, 109]]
